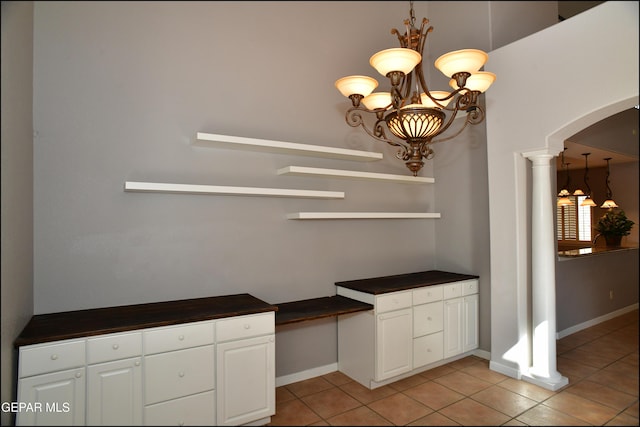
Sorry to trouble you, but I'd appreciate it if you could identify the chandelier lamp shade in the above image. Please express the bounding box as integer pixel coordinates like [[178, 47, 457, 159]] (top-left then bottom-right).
[[600, 157, 619, 209], [334, 1, 496, 176]]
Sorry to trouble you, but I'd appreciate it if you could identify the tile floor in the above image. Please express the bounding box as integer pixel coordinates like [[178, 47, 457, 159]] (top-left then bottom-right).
[[268, 309, 638, 426]]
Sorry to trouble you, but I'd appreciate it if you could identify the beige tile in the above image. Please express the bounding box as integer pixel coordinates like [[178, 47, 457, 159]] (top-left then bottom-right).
[[301, 387, 362, 419], [433, 370, 493, 396], [561, 347, 618, 368], [565, 379, 637, 411], [287, 376, 335, 398], [439, 398, 511, 426], [501, 419, 528, 426], [276, 385, 297, 404], [516, 405, 590, 426], [446, 356, 481, 370], [403, 380, 464, 410], [325, 405, 393, 426], [388, 373, 429, 391], [339, 381, 397, 405], [407, 411, 461, 426], [269, 398, 322, 426], [471, 385, 538, 417], [498, 378, 556, 402], [588, 368, 639, 396], [367, 392, 432, 425], [624, 401, 639, 418], [543, 391, 619, 425], [323, 370, 353, 386], [460, 362, 510, 384], [419, 364, 456, 380], [605, 412, 640, 426], [557, 355, 599, 381]]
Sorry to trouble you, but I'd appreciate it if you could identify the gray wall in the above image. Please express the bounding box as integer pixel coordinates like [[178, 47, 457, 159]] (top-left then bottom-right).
[[1, 2, 35, 426]]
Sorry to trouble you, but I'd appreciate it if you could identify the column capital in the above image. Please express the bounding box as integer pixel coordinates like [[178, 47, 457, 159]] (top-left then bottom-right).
[[521, 147, 562, 162]]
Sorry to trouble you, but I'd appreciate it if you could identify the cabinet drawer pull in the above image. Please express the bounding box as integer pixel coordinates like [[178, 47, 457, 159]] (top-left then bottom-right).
[[134, 361, 140, 366], [178, 372, 185, 378], [75, 371, 82, 378], [112, 344, 119, 350], [427, 316, 432, 321], [50, 354, 58, 360], [178, 335, 185, 341], [244, 324, 251, 330]]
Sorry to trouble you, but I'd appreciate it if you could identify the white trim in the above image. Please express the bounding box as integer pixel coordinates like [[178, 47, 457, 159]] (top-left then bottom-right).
[[489, 360, 521, 379], [556, 303, 639, 339], [275, 363, 338, 387]]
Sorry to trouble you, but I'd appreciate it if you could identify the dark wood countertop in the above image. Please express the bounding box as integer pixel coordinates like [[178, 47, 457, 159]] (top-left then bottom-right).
[[274, 296, 373, 326], [15, 293, 278, 347], [335, 270, 479, 295]]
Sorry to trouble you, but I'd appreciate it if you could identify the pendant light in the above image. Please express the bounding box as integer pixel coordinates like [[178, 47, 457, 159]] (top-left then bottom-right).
[[600, 157, 619, 208], [580, 152, 597, 207], [557, 149, 574, 206]]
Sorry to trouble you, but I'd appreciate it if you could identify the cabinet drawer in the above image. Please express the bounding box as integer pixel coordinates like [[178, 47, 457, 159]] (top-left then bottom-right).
[[144, 345, 215, 405], [413, 331, 444, 368], [443, 283, 462, 300], [375, 291, 412, 313], [462, 279, 479, 296], [413, 285, 443, 305], [144, 321, 214, 355], [87, 331, 142, 364], [19, 339, 86, 378], [413, 302, 443, 337], [216, 312, 274, 342], [145, 390, 215, 426]]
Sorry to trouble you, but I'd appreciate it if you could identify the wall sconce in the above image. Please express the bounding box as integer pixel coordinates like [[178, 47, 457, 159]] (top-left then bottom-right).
[[600, 157, 619, 208]]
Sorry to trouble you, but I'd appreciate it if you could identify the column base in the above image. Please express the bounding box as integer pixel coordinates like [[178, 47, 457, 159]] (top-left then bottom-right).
[[521, 370, 569, 391]]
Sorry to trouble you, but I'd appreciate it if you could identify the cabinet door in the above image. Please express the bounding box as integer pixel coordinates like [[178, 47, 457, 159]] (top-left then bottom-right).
[[16, 368, 85, 426], [375, 308, 412, 381], [463, 294, 479, 352], [443, 298, 463, 358], [216, 335, 275, 426], [86, 357, 142, 426]]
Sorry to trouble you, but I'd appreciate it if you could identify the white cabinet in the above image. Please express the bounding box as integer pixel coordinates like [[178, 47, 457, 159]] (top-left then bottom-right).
[[337, 276, 479, 389], [16, 339, 87, 426], [215, 312, 275, 426], [16, 309, 276, 426], [443, 280, 479, 359]]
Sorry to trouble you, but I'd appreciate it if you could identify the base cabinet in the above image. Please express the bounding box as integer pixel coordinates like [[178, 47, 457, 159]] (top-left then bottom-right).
[[16, 312, 275, 426], [338, 278, 479, 389]]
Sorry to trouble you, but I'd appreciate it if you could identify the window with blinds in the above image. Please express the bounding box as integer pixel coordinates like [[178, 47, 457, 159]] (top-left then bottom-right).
[[557, 195, 592, 242]]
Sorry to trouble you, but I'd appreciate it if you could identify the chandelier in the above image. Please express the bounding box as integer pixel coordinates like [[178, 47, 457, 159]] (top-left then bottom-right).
[[335, 1, 496, 176]]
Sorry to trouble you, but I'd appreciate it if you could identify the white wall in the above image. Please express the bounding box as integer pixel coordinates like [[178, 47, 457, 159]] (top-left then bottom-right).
[[485, 1, 639, 377]]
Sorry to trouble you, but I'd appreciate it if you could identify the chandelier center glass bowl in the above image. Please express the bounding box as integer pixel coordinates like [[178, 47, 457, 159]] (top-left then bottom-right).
[[335, 2, 496, 176]]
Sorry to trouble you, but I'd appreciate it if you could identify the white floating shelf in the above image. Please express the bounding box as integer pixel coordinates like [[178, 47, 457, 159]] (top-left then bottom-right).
[[287, 212, 441, 220], [277, 166, 434, 184], [194, 132, 383, 162], [124, 181, 344, 199]]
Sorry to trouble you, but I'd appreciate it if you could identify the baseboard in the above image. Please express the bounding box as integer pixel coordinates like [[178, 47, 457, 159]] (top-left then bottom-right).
[[489, 360, 521, 379], [276, 363, 338, 387], [556, 303, 639, 339], [473, 349, 491, 360]]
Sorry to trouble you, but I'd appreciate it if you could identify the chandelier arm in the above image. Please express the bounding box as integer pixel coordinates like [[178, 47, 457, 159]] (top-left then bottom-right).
[[431, 106, 485, 144], [345, 108, 410, 160]]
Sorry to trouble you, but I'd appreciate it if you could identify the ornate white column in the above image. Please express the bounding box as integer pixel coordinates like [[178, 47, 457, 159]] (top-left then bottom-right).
[[521, 150, 568, 391]]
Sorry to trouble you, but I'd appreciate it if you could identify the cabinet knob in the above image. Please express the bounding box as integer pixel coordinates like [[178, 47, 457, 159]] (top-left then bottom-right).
[[50, 354, 58, 360], [427, 317, 432, 321], [134, 361, 140, 366], [179, 422, 184, 426], [427, 348, 431, 353], [244, 324, 251, 329], [178, 372, 185, 378], [112, 344, 119, 350], [75, 371, 82, 378], [178, 335, 185, 341]]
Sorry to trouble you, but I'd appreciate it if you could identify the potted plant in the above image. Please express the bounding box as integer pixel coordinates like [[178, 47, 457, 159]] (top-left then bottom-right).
[[594, 209, 635, 247]]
